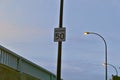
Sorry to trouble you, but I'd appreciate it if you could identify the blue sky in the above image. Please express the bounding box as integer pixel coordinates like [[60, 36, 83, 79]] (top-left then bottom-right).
[[0, 0, 120, 80]]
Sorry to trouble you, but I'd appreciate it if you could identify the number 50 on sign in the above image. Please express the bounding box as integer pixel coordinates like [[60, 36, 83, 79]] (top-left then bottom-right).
[[54, 28, 66, 42]]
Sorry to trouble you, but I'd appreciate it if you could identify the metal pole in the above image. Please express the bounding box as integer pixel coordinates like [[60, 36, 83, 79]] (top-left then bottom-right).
[[84, 32, 108, 80], [57, 0, 64, 80], [91, 32, 108, 80]]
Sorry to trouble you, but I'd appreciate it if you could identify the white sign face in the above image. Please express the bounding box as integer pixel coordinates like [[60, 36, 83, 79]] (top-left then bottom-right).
[[54, 27, 66, 42]]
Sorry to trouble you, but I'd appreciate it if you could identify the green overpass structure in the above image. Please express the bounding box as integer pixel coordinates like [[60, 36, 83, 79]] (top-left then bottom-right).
[[0, 45, 56, 80]]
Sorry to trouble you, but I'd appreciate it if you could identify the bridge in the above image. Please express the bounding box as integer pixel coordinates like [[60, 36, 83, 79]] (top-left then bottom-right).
[[0, 45, 56, 80]]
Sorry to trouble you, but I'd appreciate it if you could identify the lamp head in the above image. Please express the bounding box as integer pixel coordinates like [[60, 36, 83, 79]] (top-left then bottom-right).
[[102, 63, 107, 66], [84, 32, 90, 35]]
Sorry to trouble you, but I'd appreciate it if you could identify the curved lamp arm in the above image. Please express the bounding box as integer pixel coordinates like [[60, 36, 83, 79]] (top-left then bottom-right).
[[103, 63, 118, 76]]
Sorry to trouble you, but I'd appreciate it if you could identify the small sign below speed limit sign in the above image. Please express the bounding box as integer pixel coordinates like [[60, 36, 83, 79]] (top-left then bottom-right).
[[54, 27, 66, 42]]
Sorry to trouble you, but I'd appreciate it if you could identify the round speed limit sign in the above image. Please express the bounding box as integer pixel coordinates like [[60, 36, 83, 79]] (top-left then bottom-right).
[[54, 27, 66, 42]]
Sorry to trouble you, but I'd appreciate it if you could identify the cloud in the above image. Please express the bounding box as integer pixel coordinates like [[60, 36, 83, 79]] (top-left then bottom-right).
[[0, 21, 47, 41]]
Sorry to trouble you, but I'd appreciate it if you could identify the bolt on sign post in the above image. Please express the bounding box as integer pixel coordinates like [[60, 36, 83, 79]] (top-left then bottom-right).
[[54, 0, 65, 80]]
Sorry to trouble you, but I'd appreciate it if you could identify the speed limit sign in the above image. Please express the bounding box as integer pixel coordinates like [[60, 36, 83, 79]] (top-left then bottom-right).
[[54, 27, 66, 42]]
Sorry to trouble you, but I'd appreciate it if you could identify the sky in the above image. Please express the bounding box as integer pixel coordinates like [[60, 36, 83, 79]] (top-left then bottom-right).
[[0, 0, 120, 80]]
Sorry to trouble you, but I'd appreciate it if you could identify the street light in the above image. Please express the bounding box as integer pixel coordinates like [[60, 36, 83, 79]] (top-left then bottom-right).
[[84, 32, 108, 80], [103, 63, 118, 76]]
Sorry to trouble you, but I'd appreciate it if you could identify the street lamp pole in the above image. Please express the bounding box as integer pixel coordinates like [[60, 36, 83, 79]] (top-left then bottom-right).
[[84, 32, 108, 80]]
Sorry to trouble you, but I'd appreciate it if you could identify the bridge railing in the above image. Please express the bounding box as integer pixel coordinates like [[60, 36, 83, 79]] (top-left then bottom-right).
[[0, 45, 56, 80]]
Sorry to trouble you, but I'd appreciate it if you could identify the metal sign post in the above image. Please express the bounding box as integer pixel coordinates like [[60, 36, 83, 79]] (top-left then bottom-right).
[[54, 0, 65, 80]]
